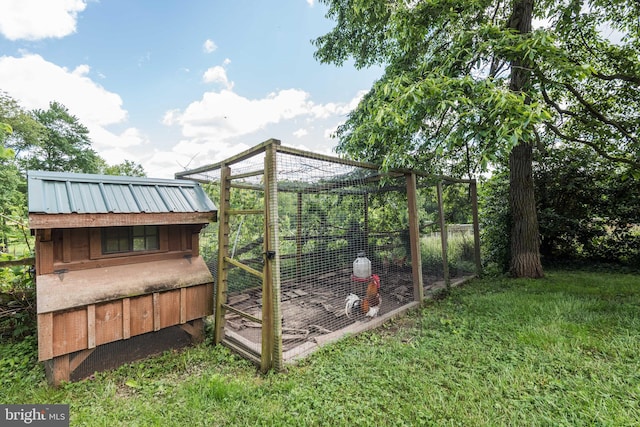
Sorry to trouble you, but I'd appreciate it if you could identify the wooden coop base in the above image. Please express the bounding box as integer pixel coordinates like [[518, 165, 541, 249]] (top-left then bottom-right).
[[44, 319, 205, 386]]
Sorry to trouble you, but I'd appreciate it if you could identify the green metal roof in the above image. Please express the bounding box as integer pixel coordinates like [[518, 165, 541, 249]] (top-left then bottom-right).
[[28, 170, 217, 215]]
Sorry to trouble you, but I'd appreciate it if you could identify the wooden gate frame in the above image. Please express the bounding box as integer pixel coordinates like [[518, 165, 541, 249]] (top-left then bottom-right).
[[212, 139, 283, 371]]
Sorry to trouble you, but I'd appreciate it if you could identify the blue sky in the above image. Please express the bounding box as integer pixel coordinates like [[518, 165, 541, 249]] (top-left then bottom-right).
[[0, 0, 382, 178]]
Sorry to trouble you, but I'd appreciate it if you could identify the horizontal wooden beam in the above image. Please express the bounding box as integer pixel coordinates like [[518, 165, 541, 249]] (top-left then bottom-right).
[[221, 304, 262, 324], [228, 209, 263, 216], [0, 257, 35, 267], [29, 212, 216, 229], [224, 256, 263, 279]]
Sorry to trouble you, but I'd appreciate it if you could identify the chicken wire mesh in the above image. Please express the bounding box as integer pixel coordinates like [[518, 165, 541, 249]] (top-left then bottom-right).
[[188, 141, 480, 368]]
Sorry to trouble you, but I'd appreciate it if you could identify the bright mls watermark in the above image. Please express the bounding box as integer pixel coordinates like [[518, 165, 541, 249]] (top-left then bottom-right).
[[1, 405, 69, 426]]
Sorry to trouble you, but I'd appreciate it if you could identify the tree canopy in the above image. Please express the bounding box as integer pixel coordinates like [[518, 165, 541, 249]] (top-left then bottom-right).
[[314, 0, 640, 277], [0, 93, 146, 254], [27, 101, 102, 173]]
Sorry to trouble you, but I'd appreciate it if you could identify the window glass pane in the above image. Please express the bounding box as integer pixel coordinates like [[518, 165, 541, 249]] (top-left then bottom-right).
[[105, 239, 119, 253], [146, 235, 158, 250], [119, 237, 129, 251], [133, 237, 145, 251], [102, 225, 160, 254], [132, 225, 144, 237]]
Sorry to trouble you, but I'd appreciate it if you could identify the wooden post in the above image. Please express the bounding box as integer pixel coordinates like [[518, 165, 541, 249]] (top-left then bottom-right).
[[122, 298, 131, 339], [46, 354, 70, 387], [296, 192, 302, 280], [436, 181, 450, 287], [38, 312, 54, 361], [214, 165, 232, 345], [364, 193, 369, 255], [36, 229, 53, 275], [406, 173, 424, 302], [263, 141, 283, 371], [470, 180, 483, 277], [87, 304, 96, 349]]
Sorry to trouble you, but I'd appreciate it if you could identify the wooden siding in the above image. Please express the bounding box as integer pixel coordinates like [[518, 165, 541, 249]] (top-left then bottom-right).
[[38, 283, 212, 361], [29, 211, 216, 230], [38, 225, 205, 273]]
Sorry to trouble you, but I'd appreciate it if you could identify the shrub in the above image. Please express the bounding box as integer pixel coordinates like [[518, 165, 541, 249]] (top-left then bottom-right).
[[0, 259, 36, 340]]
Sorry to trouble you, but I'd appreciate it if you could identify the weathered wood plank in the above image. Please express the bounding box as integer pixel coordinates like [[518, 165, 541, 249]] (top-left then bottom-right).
[[38, 312, 54, 361], [191, 230, 199, 257], [38, 240, 54, 275], [122, 298, 131, 339], [185, 284, 213, 320], [130, 294, 153, 336], [153, 293, 160, 331], [48, 354, 70, 387], [55, 249, 192, 273], [37, 257, 213, 313], [52, 309, 87, 357], [95, 300, 123, 345], [180, 287, 187, 324], [62, 229, 71, 263], [88, 228, 101, 260], [29, 212, 215, 229], [159, 290, 180, 328], [87, 304, 96, 349]]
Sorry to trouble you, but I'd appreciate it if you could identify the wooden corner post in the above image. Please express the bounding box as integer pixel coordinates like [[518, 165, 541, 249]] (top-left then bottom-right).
[[263, 141, 283, 372], [214, 164, 231, 345], [406, 173, 424, 302], [436, 181, 450, 287]]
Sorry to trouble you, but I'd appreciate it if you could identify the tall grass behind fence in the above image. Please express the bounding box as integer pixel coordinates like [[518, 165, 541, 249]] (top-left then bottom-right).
[[422, 230, 476, 279]]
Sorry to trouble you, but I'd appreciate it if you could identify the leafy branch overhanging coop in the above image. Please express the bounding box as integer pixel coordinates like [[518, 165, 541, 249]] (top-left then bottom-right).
[[176, 139, 481, 371]]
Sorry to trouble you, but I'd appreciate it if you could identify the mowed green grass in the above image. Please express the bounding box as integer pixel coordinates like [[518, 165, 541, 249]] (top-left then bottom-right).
[[1, 270, 639, 426]]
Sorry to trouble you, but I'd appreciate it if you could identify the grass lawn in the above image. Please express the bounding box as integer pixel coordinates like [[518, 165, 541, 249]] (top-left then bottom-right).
[[1, 269, 639, 426]]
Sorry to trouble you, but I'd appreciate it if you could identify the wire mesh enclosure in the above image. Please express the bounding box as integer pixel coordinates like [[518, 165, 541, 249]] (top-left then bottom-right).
[[177, 139, 481, 371]]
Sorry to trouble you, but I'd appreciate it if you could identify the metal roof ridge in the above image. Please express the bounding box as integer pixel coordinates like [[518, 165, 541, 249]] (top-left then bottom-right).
[[27, 170, 200, 187]]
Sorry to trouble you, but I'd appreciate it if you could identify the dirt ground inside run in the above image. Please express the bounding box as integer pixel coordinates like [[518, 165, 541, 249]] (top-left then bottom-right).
[[222, 268, 474, 357]]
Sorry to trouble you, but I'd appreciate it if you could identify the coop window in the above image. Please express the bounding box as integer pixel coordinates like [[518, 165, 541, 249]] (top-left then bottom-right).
[[102, 226, 159, 254]]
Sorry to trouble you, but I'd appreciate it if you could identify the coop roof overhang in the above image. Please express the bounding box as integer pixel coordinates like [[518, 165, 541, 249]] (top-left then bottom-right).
[[36, 256, 213, 313], [27, 170, 217, 229]]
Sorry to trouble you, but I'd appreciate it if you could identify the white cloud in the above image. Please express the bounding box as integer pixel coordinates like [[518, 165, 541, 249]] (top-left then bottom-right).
[[167, 88, 317, 140], [293, 128, 308, 138], [0, 53, 149, 165], [203, 39, 217, 53], [306, 0, 315, 6], [0, 0, 86, 41], [203, 66, 234, 89], [154, 86, 367, 177], [223, 58, 231, 66], [0, 54, 126, 126]]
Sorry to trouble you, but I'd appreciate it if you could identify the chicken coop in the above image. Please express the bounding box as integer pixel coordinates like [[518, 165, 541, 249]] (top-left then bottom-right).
[[28, 171, 217, 385], [176, 139, 480, 371]]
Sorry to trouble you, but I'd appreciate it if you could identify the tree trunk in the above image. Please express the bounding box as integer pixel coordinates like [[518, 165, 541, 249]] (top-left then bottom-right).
[[509, 143, 543, 277], [508, 0, 544, 278]]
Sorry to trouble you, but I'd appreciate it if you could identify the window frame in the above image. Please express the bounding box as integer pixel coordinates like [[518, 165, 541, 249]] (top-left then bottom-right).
[[101, 225, 160, 255], [90, 225, 168, 259]]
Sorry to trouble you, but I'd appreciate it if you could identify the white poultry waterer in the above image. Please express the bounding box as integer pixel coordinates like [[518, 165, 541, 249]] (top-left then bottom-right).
[[352, 251, 371, 281]]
